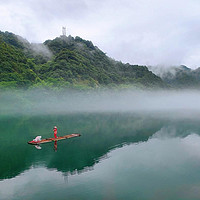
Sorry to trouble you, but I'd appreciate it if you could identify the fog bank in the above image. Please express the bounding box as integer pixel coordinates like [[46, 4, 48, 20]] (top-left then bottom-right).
[[1, 89, 200, 118]]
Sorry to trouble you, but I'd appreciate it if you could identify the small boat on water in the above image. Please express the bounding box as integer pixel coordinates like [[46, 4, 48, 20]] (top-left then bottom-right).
[[28, 133, 81, 145]]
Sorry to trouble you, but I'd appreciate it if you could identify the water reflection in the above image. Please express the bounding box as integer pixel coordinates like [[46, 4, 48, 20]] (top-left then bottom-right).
[[1, 131, 200, 200], [31, 141, 58, 151], [0, 113, 164, 180], [35, 145, 42, 150], [1, 113, 200, 182], [54, 141, 57, 152]]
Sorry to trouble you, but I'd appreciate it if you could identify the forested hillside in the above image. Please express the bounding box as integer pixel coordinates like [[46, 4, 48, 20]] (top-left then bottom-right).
[[0, 31, 165, 89], [148, 65, 200, 88], [0, 37, 38, 88]]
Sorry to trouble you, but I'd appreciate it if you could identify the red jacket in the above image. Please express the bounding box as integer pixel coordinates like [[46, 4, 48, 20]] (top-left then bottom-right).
[[54, 128, 57, 134], [54, 128, 57, 138]]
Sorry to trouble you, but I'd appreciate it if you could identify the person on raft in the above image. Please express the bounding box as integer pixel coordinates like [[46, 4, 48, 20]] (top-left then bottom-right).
[[53, 126, 58, 138], [33, 136, 42, 142]]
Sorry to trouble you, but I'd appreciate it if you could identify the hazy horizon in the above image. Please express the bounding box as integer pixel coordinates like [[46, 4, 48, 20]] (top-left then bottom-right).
[[1, 89, 200, 120]]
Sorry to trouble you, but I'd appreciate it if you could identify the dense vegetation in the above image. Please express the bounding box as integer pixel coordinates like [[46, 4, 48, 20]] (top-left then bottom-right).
[[149, 65, 200, 89], [0, 37, 38, 88], [0, 30, 166, 89]]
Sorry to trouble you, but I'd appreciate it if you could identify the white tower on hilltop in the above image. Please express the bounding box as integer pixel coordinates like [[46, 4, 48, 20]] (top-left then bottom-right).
[[62, 27, 66, 36]]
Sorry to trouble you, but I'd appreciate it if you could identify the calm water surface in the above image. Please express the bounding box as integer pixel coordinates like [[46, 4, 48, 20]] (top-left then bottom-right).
[[1, 113, 200, 200]]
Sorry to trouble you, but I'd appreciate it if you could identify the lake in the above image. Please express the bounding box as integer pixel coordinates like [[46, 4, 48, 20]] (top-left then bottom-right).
[[1, 112, 200, 200], [1, 90, 200, 200]]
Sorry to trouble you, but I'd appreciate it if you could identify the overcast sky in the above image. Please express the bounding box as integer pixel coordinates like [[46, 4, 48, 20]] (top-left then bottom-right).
[[1, 0, 200, 68]]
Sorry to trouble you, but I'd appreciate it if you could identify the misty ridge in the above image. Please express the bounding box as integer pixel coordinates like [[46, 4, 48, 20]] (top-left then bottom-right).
[[1, 89, 200, 118], [2, 30, 200, 90], [2, 29, 200, 118], [0, 31, 187, 90], [15, 34, 53, 63]]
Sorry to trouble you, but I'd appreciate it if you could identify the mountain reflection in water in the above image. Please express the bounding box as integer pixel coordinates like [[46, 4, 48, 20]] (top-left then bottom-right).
[[0, 113, 164, 180], [1, 113, 200, 200]]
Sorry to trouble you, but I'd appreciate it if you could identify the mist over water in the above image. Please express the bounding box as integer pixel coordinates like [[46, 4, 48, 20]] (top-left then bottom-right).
[[1, 88, 200, 199], [1, 89, 200, 119]]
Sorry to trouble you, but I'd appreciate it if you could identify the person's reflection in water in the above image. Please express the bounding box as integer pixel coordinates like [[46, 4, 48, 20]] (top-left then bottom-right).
[[35, 145, 42, 150], [54, 141, 57, 152]]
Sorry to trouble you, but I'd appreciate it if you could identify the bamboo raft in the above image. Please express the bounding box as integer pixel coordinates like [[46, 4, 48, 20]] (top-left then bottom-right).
[[28, 133, 81, 145]]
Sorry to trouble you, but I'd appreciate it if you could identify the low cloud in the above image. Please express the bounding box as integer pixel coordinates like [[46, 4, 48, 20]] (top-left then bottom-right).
[[1, 89, 200, 120]]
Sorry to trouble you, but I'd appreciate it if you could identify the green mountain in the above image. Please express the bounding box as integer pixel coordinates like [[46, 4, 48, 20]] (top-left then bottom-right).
[[0, 34, 38, 88], [148, 65, 200, 88], [0, 31, 165, 89]]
